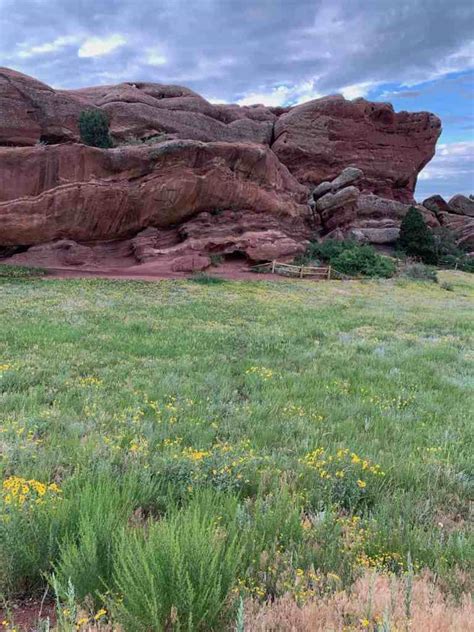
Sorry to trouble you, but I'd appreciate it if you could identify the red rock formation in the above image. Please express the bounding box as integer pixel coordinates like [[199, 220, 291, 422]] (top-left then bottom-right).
[[0, 140, 308, 251], [421, 195, 474, 252], [0, 67, 447, 264], [65, 82, 276, 145], [273, 96, 441, 202], [0, 68, 87, 145]]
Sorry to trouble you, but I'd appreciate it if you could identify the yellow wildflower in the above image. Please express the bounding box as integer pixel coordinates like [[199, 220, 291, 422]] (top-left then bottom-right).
[[94, 608, 107, 620]]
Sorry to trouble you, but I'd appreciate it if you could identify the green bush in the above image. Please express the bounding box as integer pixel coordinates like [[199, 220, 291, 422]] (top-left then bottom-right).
[[112, 494, 243, 631], [52, 471, 158, 606], [398, 207, 437, 264], [438, 253, 474, 273], [431, 227, 473, 272], [0, 264, 46, 278], [440, 254, 474, 273], [78, 110, 113, 149], [189, 273, 227, 285], [401, 263, 438, 283], [210, 254, 224, 266], [297, 239, 395, 278], [433, 227, 461, 258], [296, 239, 356, 265], [0, 485, 63, 595], [440, 281, 454, 292], [331, 245, 396, 278]]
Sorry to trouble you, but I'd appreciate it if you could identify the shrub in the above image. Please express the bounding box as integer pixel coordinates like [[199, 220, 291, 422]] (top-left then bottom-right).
[[297, 240, 395, 278], [299, 447, 386, 510], [112, 494, 243, 631], [433, 227, 462, 258], [331, 245, 396, 278], [210, 254, 224, 266], [439, 253, 474, 273], [245, 571, 474, 631], [0, 476, 64, 595], [189, 273, 227, 285], [401, 263, 438, 283], [299, 239, 357, 265], [117, 133, 169, 146], [398, 207, 437, 264], [440, 281, 454, 292], [52, 471, 158, 606], [79, 110, 113, 149], [0, 264, 46, 278]]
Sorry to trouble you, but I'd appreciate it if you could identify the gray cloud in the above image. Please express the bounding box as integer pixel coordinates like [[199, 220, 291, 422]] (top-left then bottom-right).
[[416, 142, 474, 200], [0, 0, 473, 102], [1, 0, 473, 200], [381, 90, 422, 99]]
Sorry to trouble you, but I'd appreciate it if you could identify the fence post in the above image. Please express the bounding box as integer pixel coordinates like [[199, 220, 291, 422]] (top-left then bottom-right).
[[328, 265, 331, 280], [300, 266, 304, 279], [271, 260, 276, 274]]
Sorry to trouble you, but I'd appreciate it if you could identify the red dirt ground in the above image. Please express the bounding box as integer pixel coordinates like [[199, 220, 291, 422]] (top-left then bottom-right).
[[2, 259, 299, 282], [0, 598, 56, 631]]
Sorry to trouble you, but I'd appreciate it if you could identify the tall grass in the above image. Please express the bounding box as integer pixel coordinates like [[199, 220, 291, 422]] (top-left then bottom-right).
[[0, 271, 472, 628], [112, 492, 243, 631]]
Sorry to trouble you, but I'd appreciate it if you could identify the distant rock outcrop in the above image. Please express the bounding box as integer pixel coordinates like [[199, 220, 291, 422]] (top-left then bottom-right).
[[0, 66, 448, 266], [310, 167, 441, 245], [421, 194, 474, 251]]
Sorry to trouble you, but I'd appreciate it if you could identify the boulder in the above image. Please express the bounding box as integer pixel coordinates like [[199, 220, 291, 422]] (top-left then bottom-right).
[[315, 186, 360, 213], [131, 227, 181, 263], [417, 206, 440, 229], [312, 181, 332, 200], [330, 167, 364, 192], [422, 194, 451, 215], [438, 213, 474, 251], [171, 254, 211, 272], [273, 95, 441, 201], [349, 227, 400, 244], [177, 210, 309, 261], [8, 240, 95, 267], [355, 195, 410, 219], [448, 194, 474, 217], [312, 168, 363, 201], [0, 67, 88, 145], [64, 81, 275, 145]]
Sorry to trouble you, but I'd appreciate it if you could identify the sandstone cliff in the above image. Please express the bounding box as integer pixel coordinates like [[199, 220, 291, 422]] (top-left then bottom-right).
[[0, 66, 460, 269]]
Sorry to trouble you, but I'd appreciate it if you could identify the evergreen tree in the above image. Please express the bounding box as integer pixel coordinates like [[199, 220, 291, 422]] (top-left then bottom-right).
[[398, 206, 437, 264], [78, 110, 112, 149]]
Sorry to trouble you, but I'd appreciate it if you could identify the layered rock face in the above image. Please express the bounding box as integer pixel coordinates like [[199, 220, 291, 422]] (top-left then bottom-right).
[[0, 141, 308, 245], [273, 97, 441, 203], [0, 66, 452, 267], [0, 68, 86, 145], [309, 171, 473, 251], [422, 194, 474, 251], [310, 167, 441, 245]]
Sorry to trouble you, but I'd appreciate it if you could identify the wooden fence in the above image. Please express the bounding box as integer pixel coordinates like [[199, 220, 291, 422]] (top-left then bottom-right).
[[250, 260, 332, 279]]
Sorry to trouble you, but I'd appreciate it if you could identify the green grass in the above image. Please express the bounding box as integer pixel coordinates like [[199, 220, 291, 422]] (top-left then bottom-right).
[[0, 271, 472, 629], [0, 264, 46, 279]]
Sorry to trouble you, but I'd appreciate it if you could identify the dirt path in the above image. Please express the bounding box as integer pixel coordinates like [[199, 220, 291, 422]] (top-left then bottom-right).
[[41, 260, 288, 282]]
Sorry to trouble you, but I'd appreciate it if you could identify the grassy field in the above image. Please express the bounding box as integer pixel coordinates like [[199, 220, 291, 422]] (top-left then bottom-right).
[[0, 272, 473, 630]]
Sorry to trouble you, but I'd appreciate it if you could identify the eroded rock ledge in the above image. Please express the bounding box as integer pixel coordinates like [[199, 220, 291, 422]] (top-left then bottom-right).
[[0, 66, 459, 270]]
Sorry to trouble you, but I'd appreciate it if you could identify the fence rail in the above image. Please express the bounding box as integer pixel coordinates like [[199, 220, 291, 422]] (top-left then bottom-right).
[[250, 260, 332, 279]]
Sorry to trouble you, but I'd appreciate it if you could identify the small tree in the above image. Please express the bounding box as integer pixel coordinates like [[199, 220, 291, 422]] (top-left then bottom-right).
[[398, 206, 437, 264], [78, 110, 112, 149]]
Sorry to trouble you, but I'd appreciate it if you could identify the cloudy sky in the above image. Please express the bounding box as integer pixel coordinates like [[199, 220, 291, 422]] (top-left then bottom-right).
[[1, 0, 473, 199]]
